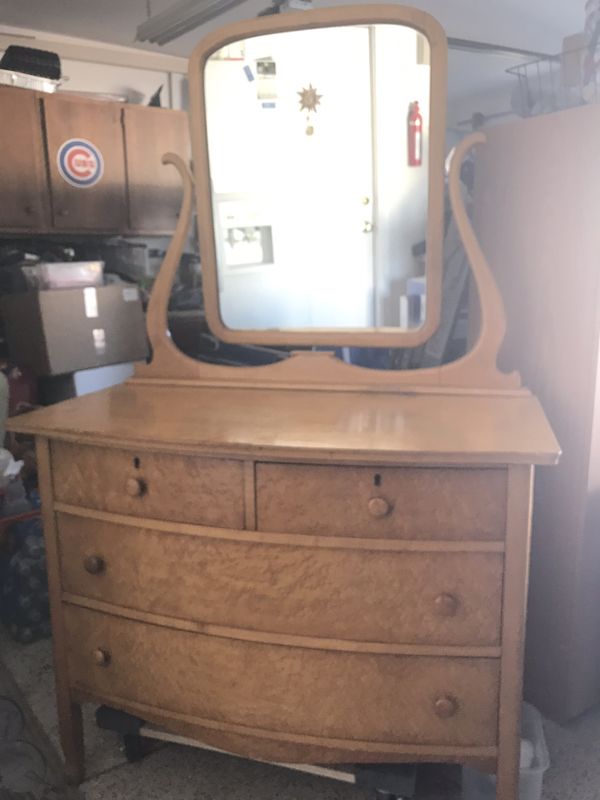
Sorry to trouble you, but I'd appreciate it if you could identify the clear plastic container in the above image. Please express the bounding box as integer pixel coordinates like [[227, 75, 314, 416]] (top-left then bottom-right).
[[0, 67, 60, 93], [462, 704, 550, 800], [21, 261, 104, 290]]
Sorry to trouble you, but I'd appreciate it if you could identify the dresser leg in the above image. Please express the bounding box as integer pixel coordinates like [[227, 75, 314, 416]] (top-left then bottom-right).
[[495, 749, 519, 800], [35, 439, 86, 784], [495, 467, 534, 800], [58, 699, 85, 784]]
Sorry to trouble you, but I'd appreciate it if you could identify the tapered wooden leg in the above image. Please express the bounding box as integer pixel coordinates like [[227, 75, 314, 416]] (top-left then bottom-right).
[[495, 721, 521, 800], [37, 437, 86, 783], [495, 466, 534, 800], [58, 698, 85, 784]]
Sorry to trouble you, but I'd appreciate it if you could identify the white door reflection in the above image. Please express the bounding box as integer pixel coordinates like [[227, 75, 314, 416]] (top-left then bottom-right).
[[204, 24, 430, 332]]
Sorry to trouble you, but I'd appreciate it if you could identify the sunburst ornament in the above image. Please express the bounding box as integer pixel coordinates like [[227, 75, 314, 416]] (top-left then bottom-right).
[[298, 84, 322, 113], [298, 84, 322, 136]]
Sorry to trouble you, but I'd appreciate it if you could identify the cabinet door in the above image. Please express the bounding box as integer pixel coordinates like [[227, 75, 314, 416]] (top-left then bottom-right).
[[43, 94, 127, 231], [0, 87, 49, 231], [124, 106, 190, 234]]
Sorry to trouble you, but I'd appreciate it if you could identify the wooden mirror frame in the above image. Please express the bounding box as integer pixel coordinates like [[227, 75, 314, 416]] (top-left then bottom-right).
[[189, 5, 447, 349], [133, 6, 522, 395]]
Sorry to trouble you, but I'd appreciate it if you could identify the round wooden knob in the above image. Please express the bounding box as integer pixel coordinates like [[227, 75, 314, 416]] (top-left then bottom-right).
[[367, 497, 391, 518], [434, 593, 459, 617], [434, 695, 458, 719], [93, 648, 111, 667], [83, 555, 105, 575], [125, 477, 144, 497]]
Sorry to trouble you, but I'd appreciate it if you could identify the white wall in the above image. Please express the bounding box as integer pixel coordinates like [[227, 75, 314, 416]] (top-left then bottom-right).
[[0, 24, 188, 109], [57, 58, 185, 106]]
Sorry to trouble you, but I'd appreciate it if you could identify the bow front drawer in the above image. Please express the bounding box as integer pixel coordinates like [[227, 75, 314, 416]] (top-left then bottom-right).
[[64, 604, 500, 748], [256, 463, 507, 540], [57, 512, 503, 647], [51, 442, 244, 528]]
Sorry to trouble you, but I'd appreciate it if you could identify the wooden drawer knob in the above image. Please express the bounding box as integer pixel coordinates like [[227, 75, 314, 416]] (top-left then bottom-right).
[[83, 555, 105, 575], [434, 695, 458, 719], [93, 648, 111, 667], [367, 497, 391, 518], [125, 477, 145, 497], [434, 593, 459, 617]]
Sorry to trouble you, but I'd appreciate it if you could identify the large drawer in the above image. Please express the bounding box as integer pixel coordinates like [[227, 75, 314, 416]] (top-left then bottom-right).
[[256, 464, 507, 540], [57, 513, 503, 647], [51, 442, 244, 528], [64, 604, 500, 747]]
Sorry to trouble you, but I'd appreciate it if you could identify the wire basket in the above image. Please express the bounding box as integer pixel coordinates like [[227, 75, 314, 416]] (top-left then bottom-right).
[[507, 40, 600, 117]]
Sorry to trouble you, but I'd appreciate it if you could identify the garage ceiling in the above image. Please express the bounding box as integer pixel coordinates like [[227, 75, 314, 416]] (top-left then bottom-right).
[[0, 0, 583, 57]]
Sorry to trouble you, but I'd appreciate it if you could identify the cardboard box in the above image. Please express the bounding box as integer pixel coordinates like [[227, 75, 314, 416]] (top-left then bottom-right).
[[1, 284, 148, 376], [38, 362, 135, 404]]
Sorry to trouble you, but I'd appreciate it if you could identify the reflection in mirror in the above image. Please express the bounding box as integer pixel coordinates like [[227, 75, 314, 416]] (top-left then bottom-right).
[[204, 24, 431, 333]]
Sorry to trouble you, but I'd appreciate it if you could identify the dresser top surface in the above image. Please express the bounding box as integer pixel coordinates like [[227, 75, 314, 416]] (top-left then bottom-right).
[[8, 382, 560, 465]]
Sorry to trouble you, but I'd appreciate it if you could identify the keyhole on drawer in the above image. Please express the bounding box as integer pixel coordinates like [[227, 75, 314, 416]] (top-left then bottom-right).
[[133, 457, 141, 470], [373, 473, 382, 487]]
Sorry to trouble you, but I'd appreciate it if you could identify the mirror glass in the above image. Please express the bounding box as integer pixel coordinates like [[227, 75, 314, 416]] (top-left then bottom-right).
[[204, 24, 433, 336]]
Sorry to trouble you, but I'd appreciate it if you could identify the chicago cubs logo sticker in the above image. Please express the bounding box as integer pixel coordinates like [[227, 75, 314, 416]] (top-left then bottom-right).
[[57, 139, 104, 188]]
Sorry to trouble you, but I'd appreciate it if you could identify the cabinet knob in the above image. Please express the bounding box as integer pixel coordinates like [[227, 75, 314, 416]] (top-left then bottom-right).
[[125, 477, 145, 497], [367, 497, 391, 518], [83, 555, 105, 575], [24, 205, 34, 215], [58, 209, 70, 217], [434, 593, 459, 617], [434, 695, 458, 719], [93, 648, 111, 667]]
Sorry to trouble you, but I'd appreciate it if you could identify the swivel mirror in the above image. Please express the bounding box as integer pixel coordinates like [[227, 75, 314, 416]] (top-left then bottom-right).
[[189, 6, 447, 347]]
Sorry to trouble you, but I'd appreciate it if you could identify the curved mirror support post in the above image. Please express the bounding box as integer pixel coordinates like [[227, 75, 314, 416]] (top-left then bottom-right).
[[423, 132, 520, 390], [444, 133, 519, 388], [143, 153, 195, 377]]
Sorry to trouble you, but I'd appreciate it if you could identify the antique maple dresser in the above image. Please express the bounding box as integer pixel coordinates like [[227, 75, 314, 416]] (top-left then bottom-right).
[[9, 6, 559, 800]]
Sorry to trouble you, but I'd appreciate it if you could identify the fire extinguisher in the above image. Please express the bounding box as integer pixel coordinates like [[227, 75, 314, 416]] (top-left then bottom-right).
[[407, 100, 423, 167]]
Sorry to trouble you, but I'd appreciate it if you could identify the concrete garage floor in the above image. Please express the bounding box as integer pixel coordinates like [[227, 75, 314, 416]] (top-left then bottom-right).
[[1, 627, 599, 800]]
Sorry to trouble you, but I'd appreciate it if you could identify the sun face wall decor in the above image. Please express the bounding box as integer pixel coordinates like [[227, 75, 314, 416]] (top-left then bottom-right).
[[298, 83, 322, 135]]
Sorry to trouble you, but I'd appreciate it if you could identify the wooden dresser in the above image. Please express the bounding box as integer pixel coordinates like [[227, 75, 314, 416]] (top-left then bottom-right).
[[12, 384, 558, 798], [7, 7, 560, 799]]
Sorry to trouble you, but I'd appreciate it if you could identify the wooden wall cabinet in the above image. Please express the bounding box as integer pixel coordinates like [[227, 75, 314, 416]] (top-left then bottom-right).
[[0, 87, 190, 236], [43, 94, 128, 233], [0, 86, 49, 231], [124, 106, 190, 235]]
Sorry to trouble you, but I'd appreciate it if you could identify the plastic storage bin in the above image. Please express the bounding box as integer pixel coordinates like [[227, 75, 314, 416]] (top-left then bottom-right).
[[21, 261, 104, 290], [462, 703, 550, 800]]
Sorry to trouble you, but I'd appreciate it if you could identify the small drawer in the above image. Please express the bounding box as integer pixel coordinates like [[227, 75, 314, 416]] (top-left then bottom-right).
[[57, 513, 503, 647], [256, 464, 507, 540], [51, 442, 244, 528], [64, 604, 499, 747]]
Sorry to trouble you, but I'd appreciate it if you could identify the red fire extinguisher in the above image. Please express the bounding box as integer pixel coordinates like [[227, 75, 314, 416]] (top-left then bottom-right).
[[407, 100, 423, 167]]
